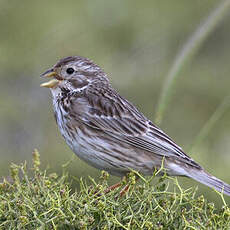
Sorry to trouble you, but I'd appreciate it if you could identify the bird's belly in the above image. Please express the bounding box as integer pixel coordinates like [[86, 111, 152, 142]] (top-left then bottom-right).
[[69, 134, 129, 176], [64, 130, 161, 176], [55, 108, 160, 176], [54, 107, 110, 172]]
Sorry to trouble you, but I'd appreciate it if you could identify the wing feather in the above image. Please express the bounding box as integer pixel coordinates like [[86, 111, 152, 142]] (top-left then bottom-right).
[[81, 113, 200, 168], [78, 88, 201, 169]]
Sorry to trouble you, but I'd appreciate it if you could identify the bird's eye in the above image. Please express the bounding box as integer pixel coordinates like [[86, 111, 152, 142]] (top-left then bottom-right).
[[66, 67, 74, 74]]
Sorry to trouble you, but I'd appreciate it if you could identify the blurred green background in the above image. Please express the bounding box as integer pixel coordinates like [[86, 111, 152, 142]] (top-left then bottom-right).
[[1, 0, 230, 204]]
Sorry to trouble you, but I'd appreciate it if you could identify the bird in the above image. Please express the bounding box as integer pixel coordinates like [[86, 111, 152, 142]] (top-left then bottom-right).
[[41, 56, 230, 196]]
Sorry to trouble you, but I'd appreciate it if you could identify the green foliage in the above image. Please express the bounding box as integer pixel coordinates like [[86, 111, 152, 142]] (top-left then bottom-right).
[[0, 150, 230, 230]]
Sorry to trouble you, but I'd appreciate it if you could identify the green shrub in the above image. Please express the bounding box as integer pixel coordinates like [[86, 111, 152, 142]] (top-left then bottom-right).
[[0, 150, 229, 229]]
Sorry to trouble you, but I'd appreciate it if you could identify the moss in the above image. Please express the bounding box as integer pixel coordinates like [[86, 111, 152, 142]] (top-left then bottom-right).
[[0, 150, 229, 229]]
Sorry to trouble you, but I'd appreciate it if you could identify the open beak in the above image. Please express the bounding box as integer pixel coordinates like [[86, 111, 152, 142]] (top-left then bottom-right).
[[40, 68, 61, 88]]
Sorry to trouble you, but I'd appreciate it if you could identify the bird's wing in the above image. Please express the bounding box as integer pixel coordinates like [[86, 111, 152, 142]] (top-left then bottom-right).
[[79, 92, 201, 169]]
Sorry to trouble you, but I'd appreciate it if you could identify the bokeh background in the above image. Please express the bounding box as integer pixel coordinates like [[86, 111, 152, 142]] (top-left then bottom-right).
[[1, 0, 230, 205]]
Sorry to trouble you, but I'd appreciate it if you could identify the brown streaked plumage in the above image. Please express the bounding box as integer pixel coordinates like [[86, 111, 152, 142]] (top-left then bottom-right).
[[41, 56, 230, 196]]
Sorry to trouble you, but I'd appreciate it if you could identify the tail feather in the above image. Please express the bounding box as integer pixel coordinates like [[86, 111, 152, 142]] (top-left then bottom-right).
[[188, 168, 230, 196]]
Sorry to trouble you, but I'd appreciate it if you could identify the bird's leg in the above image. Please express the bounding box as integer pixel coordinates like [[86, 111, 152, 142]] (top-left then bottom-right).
[[104, 181, 122, 194], [104, 174, 138, 197], [119, 175, 139, 197], [104, 176, 127, 194], [119, 183, 130, 197]]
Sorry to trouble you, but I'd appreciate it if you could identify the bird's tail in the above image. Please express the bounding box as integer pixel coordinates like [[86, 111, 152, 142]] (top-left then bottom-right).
[[187, 168, 230, 196]]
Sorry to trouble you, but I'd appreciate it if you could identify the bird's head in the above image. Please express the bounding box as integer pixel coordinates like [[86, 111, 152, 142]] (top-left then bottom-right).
[[40, 56, 108, 94]]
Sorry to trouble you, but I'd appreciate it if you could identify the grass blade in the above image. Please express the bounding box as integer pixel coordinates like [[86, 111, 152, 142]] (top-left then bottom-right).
[[155, 0, 230, 125]]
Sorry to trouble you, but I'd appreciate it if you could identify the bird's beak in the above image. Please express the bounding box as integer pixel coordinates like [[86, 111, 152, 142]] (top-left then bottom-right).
[[40, 68, 60, 88]]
